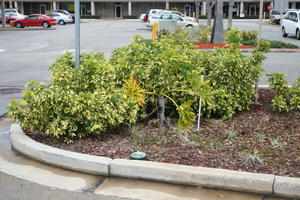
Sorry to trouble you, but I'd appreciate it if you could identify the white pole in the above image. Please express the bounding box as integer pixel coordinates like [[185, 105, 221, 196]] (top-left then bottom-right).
[[75, 0, 80, 68], [197, 75, 204, 131]]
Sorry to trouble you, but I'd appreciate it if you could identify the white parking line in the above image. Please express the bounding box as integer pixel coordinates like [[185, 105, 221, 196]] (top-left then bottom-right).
[[0, 49, 7, 53]]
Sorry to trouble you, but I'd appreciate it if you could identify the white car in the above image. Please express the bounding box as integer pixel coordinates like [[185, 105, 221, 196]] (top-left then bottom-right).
[[146, 13, 199, 28], [6, 12, 26, 20], [282, 10, 300, 40], [46, 12, 73, 25], [162, 10, 196, 22], [270, 10, 281, 24]]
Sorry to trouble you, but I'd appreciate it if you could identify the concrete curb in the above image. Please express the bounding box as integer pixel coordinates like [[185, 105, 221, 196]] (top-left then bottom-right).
[[9, 123, 300, 198], [10, 123, 111, 176], [273, 176, 300, 198], [110, 159, 274, 195]]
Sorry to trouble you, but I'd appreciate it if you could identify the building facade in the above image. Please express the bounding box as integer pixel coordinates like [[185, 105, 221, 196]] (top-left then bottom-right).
[[2, 0, 300, 18]]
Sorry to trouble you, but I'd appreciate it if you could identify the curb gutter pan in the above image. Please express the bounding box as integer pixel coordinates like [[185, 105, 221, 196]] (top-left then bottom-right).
[[10, 123, 300, 199]]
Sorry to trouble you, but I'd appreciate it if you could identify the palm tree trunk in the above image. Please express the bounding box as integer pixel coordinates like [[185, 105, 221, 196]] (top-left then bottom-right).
[[211, 0, 225, 43]]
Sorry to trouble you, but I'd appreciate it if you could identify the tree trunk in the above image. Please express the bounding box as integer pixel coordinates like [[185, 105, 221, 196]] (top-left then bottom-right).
[[157, 96, 166, 124], [228, 0, 234, 29], [211, 0, 225, 43]]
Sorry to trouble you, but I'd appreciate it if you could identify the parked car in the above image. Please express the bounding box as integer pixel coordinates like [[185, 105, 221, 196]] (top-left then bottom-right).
[[270, 10, 281, 24], [10, 14, 56, 28], [146, 13, 199, 28], [53, 10, 74, 23], [2, 9, 22, 14], [140, 13, 146, 22], [0, 13, 17, 24], [162, 10, 196, 22], [282, 10, 300, 40], [46, 12, 73, 25]]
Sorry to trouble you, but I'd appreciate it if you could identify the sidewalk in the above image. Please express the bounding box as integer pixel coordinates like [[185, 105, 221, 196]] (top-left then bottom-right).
[[0, 116, 287, 200]]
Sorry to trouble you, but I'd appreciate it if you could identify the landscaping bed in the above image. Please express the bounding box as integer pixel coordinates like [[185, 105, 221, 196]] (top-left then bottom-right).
[[26, 89, 300, 178], [194, 43, 253, 49]]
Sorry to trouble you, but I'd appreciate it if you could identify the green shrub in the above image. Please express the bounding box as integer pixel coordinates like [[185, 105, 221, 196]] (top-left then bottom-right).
[[267, 40, 299, 48], [123, 15, 138, 19], [225, 29, 242, 45], [225, 29, 257, 45], [8, 52, 142, 142], [157, 29, 171, 40], [242, 40, 299, 48], [80, 15, 101, 19], [111, 35, 268, 120], [241, 30, 258, 41], [267, 73, 300, 112], [196, 46, 268, 119], [110, 35, 212, 128], [196, 26, 212, 43]]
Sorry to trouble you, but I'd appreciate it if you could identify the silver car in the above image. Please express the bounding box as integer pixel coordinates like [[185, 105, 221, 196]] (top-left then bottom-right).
[[46, 12, 73, 25]]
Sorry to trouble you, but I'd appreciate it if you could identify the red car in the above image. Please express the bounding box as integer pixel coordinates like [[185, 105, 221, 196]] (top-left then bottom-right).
[[10, 14, 56, 28]]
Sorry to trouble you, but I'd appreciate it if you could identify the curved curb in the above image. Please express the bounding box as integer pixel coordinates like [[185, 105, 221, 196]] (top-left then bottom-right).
[[10, 123, 300, 198], [10, 123, 111, 176]]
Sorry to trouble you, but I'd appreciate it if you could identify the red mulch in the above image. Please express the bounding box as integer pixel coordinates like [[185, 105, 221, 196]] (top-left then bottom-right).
[[26, 89, 300, 177], [194, 43, 253, 49]]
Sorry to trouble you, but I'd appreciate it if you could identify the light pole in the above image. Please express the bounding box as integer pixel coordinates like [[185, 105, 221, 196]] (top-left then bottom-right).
[[75, 0, 80, 68], [1, 0, 5, 28]]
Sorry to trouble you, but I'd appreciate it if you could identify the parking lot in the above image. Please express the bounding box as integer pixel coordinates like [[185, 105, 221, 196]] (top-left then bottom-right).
[[0, 19, 299, 88]]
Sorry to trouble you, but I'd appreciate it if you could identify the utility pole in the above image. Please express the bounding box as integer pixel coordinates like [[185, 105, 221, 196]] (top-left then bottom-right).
[[75, 0, 80, 68], [1, 0, 5, 28]]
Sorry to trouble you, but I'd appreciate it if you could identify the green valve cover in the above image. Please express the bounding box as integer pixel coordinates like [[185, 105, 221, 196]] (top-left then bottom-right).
[[130, 151, 147, 160]]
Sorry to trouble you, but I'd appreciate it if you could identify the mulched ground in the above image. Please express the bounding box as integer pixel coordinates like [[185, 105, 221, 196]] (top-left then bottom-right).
[[194, 43, 253, 49], [26, 90, 300, 177]]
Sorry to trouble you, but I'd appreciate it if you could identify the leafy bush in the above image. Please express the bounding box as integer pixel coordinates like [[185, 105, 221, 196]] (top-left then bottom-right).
[[267, 73, 300, 112], [241, 30, 258, 41], [225, 29, 257, 45], [8, 52, 143, 142], [123, 15, 138, 19], [195, 26, 212, 43], [267, 40, 298, 48], [111, 35, 268, 120], [225, 29, 242, 45], [196, 46, 268, 119], [110, 35, 212, 128], [80, 15, 101, 19]]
